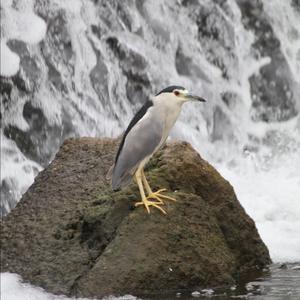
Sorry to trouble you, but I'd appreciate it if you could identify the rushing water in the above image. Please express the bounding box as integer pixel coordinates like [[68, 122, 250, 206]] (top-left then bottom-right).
[[2, 263, 300, 299], [1, 0, 300, 298]]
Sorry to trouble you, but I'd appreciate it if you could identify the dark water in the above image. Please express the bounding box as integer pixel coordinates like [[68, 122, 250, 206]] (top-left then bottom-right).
[[134, 264, 300, 300]]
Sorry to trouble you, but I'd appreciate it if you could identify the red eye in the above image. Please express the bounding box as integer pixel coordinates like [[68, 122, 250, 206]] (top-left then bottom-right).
[[174, 90, 180, 96]]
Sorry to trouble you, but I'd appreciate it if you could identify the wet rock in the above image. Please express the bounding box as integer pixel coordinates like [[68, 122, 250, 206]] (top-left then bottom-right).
[[115, 1, 136, 32], [3, 125, 36, 161], [291, 0, 300, 12], [1, 5, 76, 185], [3, 102, 62, 167], [40, 10, 73, 93], [1, 138, 271, 298], [7, 40, 43, 93], [0, 77, 13, 112], [0, 179, 18, 217], [175, 46, 211, 83], [195, 2, 237, 80], [221, 91, 239, 110], [106, 37, 148, 72], [212, 106, 234, 142], [106, 36, 152, 106], [89, 47, 110, 107], [93, 0, 132, 33], [236, 0, 298, 121]]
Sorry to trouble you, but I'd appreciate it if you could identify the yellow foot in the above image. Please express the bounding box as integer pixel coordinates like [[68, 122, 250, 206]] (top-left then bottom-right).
[[134, 198, 167, 215], [148, 189, 176, 204]]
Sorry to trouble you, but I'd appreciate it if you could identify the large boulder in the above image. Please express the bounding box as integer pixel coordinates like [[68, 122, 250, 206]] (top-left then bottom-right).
[[1, 138, 271, 298]]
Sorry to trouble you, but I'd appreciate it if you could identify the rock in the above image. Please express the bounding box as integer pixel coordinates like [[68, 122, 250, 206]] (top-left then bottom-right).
[[3, 102, 64, 167], [175, 45, 212, 83], [212, 106, 234, 142], [236, 0, 298, 122], [89, 47, 110, 107], [106, 36, 152, 108], [40, 9, 73, 93], [0, 178, 18, 217], [195, 1, 237, 80], [292, 0, 300, 11], [1, 138, 271, 298], [6, 40, 43, 93]]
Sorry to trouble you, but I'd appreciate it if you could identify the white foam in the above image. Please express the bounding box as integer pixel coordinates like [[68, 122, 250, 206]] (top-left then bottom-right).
[[0, 0, 46, 76], [0, 273, 138, 300], [216, 140, 300, 263], [0, 133, 42, 213], [1, 0, 46, 44], [0, 40, 20, 76]]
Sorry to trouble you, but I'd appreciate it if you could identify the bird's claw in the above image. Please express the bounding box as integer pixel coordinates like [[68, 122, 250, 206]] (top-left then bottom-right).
[[148, 189, 177, 204], [134, 188, 176, 215], [134, 198, 167, 215]]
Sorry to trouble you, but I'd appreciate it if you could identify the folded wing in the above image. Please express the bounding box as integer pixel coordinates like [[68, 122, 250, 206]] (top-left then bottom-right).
[[112, 107, 163, 190]]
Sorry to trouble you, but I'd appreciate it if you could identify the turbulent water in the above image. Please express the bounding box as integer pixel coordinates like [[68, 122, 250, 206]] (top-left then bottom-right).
[[2, 263, 300, 299], [1, 0, 300, 296]]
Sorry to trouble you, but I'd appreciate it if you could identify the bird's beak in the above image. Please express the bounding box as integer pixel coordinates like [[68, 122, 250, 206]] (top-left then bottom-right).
[[185, 93, 206, 102]]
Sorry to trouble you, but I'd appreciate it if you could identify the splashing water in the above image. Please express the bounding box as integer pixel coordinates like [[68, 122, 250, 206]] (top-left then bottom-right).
[[0, 0, 300, 267], [0, 0, 46, 76], [1, 273, 138, 300]]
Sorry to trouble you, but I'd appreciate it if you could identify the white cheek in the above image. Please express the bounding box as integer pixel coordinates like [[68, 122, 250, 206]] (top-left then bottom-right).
[[172, 96, 185, 106], [152, 93, 186, 106], [177, 96, 188, 104]]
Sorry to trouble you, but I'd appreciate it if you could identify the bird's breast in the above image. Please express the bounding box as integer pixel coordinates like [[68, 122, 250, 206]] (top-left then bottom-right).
[[153, 102, 182, 147]]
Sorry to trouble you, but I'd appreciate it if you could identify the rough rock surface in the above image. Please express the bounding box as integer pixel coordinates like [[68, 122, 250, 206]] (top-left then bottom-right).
[[1, 138, 271, 297]]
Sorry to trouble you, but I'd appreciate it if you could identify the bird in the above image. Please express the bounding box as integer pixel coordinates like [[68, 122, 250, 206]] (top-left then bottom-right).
[[108, 85, 206, 215]]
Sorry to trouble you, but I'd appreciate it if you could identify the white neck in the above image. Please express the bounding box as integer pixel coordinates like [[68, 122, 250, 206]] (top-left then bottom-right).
[[152, 93, 185, 143]]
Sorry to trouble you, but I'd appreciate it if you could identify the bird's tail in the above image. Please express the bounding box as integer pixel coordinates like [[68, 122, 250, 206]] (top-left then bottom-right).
[[107, 164, 135, 191], [113, 173, 134, 191]]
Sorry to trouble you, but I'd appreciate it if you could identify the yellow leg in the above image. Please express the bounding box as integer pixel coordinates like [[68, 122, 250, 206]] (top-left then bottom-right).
[[141, 169, 153, 195], [134, 169, 167, 215], [141, 169, 176, 204]]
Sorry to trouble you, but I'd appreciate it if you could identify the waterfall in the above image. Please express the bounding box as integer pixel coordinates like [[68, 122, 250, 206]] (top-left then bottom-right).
[[1, 0, 300, 262]]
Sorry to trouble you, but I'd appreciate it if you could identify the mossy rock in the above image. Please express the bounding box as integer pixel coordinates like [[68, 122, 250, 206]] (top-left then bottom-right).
[[1, 138, 270, 298]]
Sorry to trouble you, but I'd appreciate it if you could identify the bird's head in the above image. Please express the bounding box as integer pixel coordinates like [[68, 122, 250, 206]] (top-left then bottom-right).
[[155, 85, 206, 105]]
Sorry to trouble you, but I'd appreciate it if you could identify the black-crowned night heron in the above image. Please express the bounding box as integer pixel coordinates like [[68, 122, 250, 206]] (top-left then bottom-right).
[[109, 86, 206, 214]]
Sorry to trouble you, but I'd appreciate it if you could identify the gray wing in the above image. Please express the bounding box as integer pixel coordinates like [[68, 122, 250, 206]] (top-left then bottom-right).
[[112, 108, 163, 190]]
